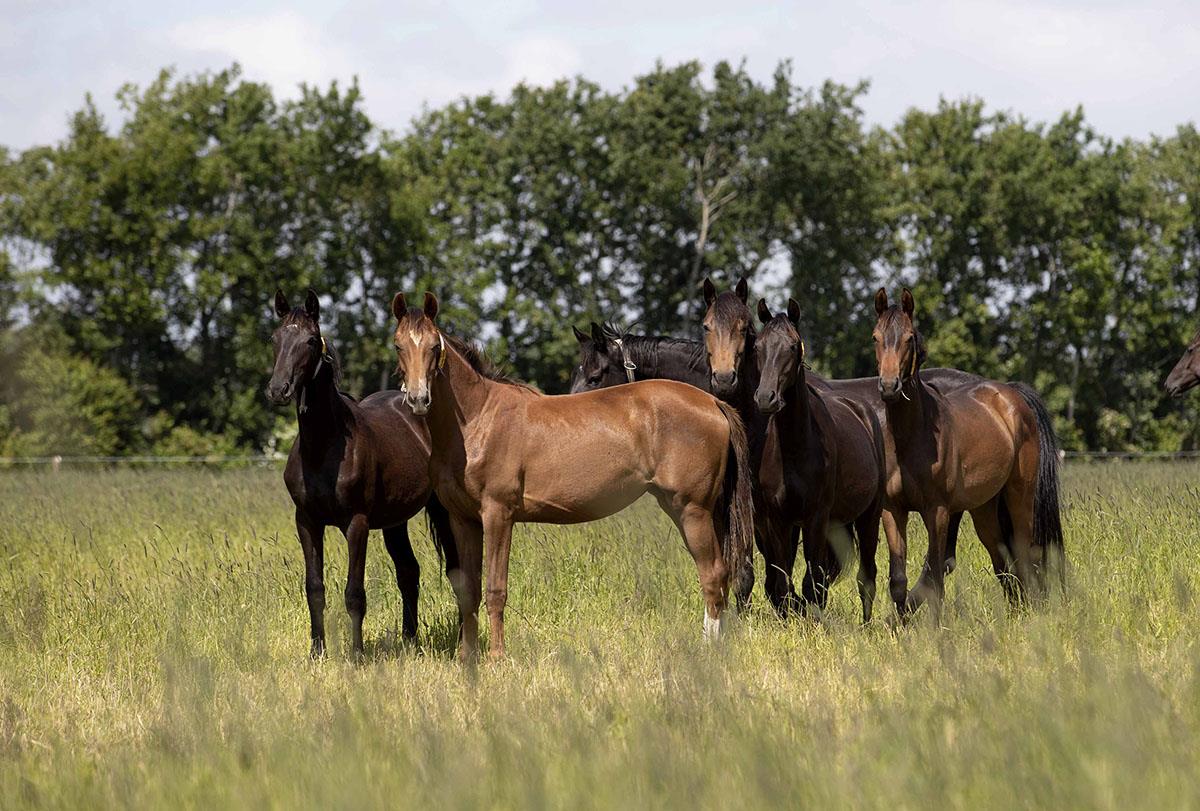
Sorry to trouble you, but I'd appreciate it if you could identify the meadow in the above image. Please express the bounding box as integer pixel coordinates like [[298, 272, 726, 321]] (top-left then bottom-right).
[[0, 462, 1197, 809]]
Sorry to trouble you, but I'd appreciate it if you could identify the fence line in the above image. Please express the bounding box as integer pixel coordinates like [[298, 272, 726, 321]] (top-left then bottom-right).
[[4, 450, 1200, 468]]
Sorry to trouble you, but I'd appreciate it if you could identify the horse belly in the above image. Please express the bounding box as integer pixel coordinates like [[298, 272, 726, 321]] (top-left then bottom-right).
[[517, 471, 646, 524]]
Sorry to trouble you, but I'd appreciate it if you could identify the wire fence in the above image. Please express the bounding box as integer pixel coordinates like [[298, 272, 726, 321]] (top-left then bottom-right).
[[3, 450, 1200, 469]]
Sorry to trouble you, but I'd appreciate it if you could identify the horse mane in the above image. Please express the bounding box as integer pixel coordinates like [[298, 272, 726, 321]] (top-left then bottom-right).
[[442, 331, 538, 392], [600, 322, 707, 371]]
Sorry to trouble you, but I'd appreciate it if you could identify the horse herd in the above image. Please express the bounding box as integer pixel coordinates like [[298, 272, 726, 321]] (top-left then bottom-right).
[[268, 281, 1073, 662]]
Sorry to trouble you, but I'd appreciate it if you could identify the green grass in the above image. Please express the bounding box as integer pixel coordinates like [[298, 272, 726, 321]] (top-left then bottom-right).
[[0, 462, 1198, 809]]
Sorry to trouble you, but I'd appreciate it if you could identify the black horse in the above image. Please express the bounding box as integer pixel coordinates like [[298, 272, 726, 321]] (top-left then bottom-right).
[[267, 289, 457, 657]]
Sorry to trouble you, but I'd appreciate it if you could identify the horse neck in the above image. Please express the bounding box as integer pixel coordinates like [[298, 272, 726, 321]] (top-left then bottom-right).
[[296, 362, 347, 450], [628, 337, 708, 388], [883, 373, 932, 447], [426, 343, 492, 447], [775, 366, 817, 454]]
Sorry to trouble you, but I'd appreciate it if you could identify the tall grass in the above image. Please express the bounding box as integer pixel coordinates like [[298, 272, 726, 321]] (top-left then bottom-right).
[[0, 463, 1197, 808]]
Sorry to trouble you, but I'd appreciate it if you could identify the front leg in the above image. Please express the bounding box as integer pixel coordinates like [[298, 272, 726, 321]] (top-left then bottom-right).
[[482, 504, 515, 660], [343, 514, 370, 658], [295, 509, 327, 658], [908, 505, 951, 621], [881, 508, 908, 617], [447, 515, 483, 664]]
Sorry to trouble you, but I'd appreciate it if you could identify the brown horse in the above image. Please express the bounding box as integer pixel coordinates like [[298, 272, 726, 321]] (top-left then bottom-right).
[[872, 288, 1065, 613], [390, 291, 754, 661], [1164, 327, 1200, 397], [267, 289, 457, 657], [703, 282, 886, 620]]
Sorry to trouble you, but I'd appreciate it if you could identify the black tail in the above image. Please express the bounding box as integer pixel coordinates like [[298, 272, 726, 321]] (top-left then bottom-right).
[[1011, 382, 1066, 588], [716, 401, 755, 594], [424, 492, 459, 572]]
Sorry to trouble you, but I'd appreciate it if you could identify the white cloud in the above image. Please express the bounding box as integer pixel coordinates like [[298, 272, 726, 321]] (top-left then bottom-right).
[[167, 9, 357, 96]]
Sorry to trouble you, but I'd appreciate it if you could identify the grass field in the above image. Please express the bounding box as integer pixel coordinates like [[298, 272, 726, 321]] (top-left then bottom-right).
[[0, 463, 1197, 809]]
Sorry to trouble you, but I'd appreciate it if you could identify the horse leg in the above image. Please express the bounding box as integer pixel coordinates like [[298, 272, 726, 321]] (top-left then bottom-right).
[[758, 513, 795, 617], [481, 505, 515, 660], [908, 506, 951, 621], [1004, 476, 1039, 604], [966, 498, 1017, 605], [446, 516, 483, 663], [383, 523, 420, 641], [731, 529, 759, 613], [944, 512, 963, 575], [343, 514, 370, 658], [799, 513, 833, 617], [855, 508, 881, 624], [296, 510, 327, 658], [882, 508, 909, 617], [678, 504, 731, 640]]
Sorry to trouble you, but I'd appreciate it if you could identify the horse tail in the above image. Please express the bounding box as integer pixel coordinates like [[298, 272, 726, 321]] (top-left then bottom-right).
[[1010, 382, 1066, 587], [423, 491, 458, 570], [716, 401, 755, 591]]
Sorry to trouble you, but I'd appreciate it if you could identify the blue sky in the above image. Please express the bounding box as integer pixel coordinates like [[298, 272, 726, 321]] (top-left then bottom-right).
[[2, 0, 1198, 150]]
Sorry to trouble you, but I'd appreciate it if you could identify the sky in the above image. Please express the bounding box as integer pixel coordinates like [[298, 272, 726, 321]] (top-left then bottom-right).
[[2, 0, 1199, 150]]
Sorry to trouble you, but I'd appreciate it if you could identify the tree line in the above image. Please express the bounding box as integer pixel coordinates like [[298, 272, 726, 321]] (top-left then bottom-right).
[[1, 60, 1198, 457]]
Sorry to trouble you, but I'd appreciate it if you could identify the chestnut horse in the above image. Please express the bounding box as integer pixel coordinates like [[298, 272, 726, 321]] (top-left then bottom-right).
[[702, 282, 886, 619], [872, 288, 1065, 613], [1164, 326, 1200, 397], [391, 292, 754, 661], [267, 289, 456, 657]]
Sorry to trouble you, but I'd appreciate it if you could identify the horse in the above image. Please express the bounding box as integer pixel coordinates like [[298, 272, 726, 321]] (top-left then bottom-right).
[[701, 281, 886, 619], [390, 291, 754, 662], [1164, 326, 1200, 397], [871, 288, 1065, 614], [569, 322, 709, 393], [751, 299, 887, 621], [267, 289, 457, 658]]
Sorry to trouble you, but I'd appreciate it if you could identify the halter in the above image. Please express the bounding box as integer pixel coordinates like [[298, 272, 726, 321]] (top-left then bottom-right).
[[299, 336, 334, 414], [612, 336, 637, 384]]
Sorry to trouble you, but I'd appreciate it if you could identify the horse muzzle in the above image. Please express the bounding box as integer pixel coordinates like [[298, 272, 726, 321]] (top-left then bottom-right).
[[755, 389, 783, 414], [710, 371, 738, 398], [265, 380, 295, 405], [878, 376, 903, 402], [405, 389, 431, 415]]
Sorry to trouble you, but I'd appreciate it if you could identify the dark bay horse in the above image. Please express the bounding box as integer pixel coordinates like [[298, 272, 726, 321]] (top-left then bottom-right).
[[872, 288, 1065, 613], [1165, 327, 1200, 397], [391, 291, 754, 661], [752, 299, 886, 621], [703, 283, 886, 620], [267, 289, 456, 657], [569, 322, 709, 393]]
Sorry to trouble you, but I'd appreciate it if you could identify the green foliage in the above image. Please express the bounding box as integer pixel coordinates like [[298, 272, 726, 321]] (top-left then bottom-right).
[[0, 345, 138, 456], [1, 61, 1198, 451]]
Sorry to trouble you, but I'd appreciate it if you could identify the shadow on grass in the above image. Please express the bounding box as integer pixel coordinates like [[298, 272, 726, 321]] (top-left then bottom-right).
[[358, 609, 462, 662]]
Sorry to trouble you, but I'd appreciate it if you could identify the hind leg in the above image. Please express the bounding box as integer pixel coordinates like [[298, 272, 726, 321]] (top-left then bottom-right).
[[882, 508, 909, 617], [732, 530, 760, 612], [800, 514, 837, 615], [383, 523, 420, 640], [1003, 478, 1038, 603], [969, 498, 1019, 605], [677, 503, 731, 640], [855, 508, 881, 624]]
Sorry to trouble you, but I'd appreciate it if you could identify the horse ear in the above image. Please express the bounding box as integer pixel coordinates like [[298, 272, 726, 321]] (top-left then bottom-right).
[[274, 289, 290, 318], [787, 298, 801, 325], [304, 289, 320, 320], [756, 298, 772, 325], [735, 277, 749, 304], [423, 291, 439, 320], [703, 277, 716, 307], [590, 322, 605, 346], [391, 292, 408, 322], [572, 325, 588, 344], [874, 288, 889, 316], [901, 288, 915, 317]]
